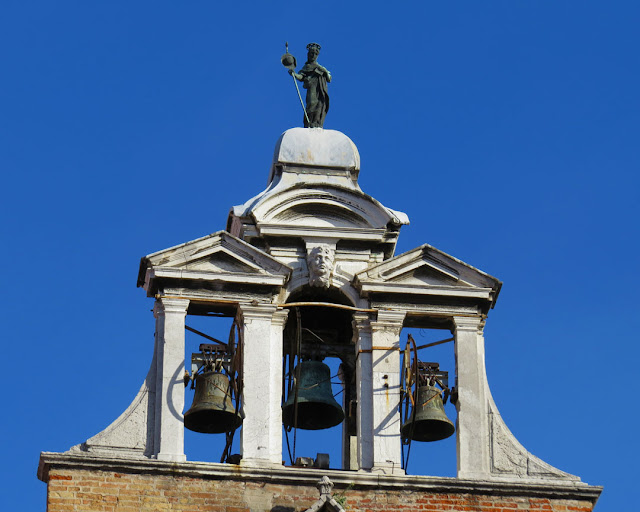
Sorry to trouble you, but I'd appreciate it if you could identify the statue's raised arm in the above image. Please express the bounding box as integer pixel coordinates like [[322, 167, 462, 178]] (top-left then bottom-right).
[[282, 42, 331, 128]]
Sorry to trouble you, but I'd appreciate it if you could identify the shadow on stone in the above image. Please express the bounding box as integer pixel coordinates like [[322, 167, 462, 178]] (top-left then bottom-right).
[[271, 507, 295, 512]]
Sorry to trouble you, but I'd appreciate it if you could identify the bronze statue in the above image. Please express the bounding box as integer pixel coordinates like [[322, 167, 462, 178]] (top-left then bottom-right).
[[282, 43, 331, 128]]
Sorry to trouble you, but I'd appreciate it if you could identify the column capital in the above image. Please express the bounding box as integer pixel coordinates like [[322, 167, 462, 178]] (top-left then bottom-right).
[[371, 309, 406, 335], [238, 302, 279, 321], [352, 313, 372, 344], [154, 297, 189, 316], [271, 308, 289, 328], [453, 315, 485, 334], [353, 311, 372, 328]]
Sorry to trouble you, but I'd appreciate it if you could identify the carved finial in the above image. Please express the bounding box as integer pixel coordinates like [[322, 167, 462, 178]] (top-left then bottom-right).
[[317, 476, 334, 498]]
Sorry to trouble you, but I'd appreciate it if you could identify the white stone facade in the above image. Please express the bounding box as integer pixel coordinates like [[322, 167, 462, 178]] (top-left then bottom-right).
[[69, 128, 582, 485]]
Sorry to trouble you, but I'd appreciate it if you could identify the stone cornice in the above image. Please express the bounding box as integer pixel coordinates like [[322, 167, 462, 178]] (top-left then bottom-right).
[[148, 268, 289, 286], [38, 452, 602, 504], [353, 244, 502, 311], [357, 282, 495, 301], [257, 224, 389, 241], [138, 231, 292, 295]]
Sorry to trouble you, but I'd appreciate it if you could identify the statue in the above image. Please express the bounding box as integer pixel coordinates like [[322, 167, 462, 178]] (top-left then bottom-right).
[[282, 42, 331, 128], [307, 245, 334, 288]]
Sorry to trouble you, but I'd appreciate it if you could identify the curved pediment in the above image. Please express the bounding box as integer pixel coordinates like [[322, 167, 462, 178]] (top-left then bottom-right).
[[228, 128, 408, 252], [254, 185, 403, 230], [272, 202, 369, 228]]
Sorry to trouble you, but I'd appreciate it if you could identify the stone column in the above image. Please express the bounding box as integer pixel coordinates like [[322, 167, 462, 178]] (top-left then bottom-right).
[[353, 312, 373, 470], [339, 361, 357, 470], [238, 304, 287, 467], [453, 316, 490, 479], [369, 310, 405, 474], [153, 297, 189, 462]]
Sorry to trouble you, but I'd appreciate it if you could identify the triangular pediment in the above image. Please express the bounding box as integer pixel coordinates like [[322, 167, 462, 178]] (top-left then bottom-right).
[[391, 264, 464, 286], [354, 244, 502, 307], [137, 231, 292, 292]]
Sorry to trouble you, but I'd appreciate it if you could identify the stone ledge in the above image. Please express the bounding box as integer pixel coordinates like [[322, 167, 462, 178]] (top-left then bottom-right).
[[38, 452, 602, 504]]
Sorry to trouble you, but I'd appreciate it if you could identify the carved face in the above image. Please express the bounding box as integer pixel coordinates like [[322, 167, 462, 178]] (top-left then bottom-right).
[[307, 245, 334, 288]]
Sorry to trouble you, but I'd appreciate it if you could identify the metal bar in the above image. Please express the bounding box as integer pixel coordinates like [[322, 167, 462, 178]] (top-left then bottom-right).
[[185, 325, 227, 346], [415, 337, 454, 351], [358, 346, 402, 354], [280, 302, 376, 313], [160, 296, 377, 313], [301, 327, 326, 344]]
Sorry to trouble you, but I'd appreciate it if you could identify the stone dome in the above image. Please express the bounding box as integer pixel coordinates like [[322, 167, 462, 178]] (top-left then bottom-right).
[[272, 128, 360, 170]]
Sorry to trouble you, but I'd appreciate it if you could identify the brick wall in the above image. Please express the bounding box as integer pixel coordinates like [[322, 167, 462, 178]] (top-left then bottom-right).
[[44, 466, 596, 512]]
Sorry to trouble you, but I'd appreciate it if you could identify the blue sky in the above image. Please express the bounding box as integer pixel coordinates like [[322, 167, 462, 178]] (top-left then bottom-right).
[[1, 2, 638, 510]]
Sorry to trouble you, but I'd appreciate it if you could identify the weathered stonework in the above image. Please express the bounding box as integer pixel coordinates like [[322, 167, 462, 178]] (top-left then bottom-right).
[[488, 394, 577, 481], [39, 453, 601, 512], [40, 128, 601, 510]]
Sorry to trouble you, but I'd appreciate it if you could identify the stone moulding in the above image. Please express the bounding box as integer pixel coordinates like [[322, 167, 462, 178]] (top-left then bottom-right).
[[237, 186, 407, 236], [137, 230, 293, 296], [354, 244, 502, 300], [229, 128, 408, 258], [37, 452, 602, 504]]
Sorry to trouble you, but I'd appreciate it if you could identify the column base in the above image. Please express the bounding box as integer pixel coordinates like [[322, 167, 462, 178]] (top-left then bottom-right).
[[156, 453, 187, 462], [457, 470, 493, 480], [371, 464, 405, 476], [240, 458, 284, 470]]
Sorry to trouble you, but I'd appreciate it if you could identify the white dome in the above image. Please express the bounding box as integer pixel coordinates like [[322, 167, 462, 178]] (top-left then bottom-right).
[[272, 128, 360, 170]]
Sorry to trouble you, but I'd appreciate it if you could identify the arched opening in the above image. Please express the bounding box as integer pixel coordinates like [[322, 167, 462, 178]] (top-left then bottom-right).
[[183, 314, 239, 464], [399, 326, 457, 477], [281, 286, 356, 470]]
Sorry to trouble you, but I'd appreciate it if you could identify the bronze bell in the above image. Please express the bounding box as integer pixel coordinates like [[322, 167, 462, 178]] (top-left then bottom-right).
[[282, 360, 345, 430], [184, 371, 243, 434], [401, 384, 455, 442]]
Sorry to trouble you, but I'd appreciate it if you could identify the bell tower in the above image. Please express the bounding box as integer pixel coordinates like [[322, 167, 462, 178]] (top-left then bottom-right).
[[38, 127, 601, 511]]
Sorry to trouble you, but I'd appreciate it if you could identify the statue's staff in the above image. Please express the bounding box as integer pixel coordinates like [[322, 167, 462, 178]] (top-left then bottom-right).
[[281, 42, 310, 126]]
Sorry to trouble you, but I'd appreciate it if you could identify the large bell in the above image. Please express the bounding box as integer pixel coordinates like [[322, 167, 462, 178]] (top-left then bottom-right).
[[282, 360, 345, 430], [401, 384, 455, 442], [184, 371, 243, 434]]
